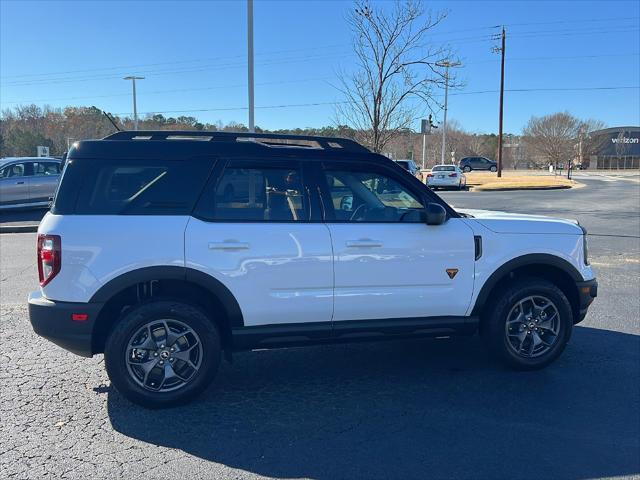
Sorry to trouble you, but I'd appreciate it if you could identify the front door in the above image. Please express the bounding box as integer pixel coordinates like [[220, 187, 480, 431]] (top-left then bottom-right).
[[0, 161, 31, 206], [185, 158, 333, 327], [319, 161, 475, 322]]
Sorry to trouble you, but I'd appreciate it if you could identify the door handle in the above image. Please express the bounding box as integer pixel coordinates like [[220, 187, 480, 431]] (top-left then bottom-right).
[[208, 241, 250, 250], [346, 239, 383, 248], [15, 181, 25, 185]]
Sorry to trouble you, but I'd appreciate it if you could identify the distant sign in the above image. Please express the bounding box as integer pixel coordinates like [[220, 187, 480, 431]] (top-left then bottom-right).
[[36, 146, 50, 157], [421, 119, 430, 134]]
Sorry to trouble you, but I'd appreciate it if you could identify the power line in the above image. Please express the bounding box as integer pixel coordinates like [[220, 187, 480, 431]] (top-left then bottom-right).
[[465, 52, 640, 65], [1, 52, 352, 87], [113, 101, 349, 116], [502, 16, 639, 28], [0, 44, 347, 80], [107, 85, 639, 116], [5, 51, 638, 106], [0, 77, 332, 105], [450, 86, 639, 96]]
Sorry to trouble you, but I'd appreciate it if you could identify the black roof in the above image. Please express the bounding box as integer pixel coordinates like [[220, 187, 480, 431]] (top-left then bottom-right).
[[68, 130, 375, 161]]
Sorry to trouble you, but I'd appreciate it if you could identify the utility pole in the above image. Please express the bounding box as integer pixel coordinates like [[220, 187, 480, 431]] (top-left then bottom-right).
[[247, 0, 255, 133], [123, 76, 144, 130], [435, 60, 461, 165], [494, 27, 506, 177]]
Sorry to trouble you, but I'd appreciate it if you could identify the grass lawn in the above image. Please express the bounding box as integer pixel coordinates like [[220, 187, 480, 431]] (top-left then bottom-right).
[[464, 171, 578, 191]]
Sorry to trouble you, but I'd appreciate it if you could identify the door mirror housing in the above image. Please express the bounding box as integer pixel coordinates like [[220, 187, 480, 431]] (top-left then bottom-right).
[[423, 202, 447, 225]]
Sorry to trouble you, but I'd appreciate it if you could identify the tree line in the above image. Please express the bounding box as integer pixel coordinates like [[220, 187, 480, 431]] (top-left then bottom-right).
[[0, 104, 607, 169]]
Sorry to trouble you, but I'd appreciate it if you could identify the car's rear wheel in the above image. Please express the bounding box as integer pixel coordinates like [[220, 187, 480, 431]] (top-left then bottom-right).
[[105, 300, 221, 408], [482, 279, 572, 370], [463, 166, 471, 173]]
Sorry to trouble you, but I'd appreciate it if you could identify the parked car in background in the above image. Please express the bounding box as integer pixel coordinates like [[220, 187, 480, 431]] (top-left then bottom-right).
[[427, 165, 466, 190], [395, 159, 424, 181], [0, 157, 62, 209], [459, 156, 497, 172]]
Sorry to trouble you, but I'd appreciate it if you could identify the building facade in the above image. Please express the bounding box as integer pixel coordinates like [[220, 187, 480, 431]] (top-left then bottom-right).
[[585, 126, 640, 169]]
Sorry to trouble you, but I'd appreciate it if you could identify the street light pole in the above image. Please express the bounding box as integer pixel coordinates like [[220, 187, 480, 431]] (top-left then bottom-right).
[[123, 76, 144, 130], [436, 60, 461, 164], [247, 0, 255, 133]]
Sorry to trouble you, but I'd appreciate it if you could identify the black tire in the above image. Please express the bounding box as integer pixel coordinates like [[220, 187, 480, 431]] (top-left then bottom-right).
[[463, 166, 471, 173], [490, 165, 497, 172], [105, 300, 221, 408], [482, 278, 573, 370]]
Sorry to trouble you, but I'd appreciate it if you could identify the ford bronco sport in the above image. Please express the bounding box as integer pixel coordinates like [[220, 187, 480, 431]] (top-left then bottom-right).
[[28, 131, 597, 408]]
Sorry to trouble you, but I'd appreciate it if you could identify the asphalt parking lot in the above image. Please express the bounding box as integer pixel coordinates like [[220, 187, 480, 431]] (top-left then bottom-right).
[[1, 176, 639, 479]]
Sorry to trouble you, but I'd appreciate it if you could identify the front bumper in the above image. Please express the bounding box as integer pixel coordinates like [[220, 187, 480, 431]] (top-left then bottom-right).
[[575, 278, 598, 324], [28, 291, 103, 357]]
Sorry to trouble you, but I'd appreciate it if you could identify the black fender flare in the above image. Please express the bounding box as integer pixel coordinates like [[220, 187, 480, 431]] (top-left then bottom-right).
[[471, 253, 582, 316], [89, 265, 244, 328]]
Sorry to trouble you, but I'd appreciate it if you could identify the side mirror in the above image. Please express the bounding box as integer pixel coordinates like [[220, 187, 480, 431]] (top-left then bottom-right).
[[340, 195, 353, 211], [424, 202, 447, 225]]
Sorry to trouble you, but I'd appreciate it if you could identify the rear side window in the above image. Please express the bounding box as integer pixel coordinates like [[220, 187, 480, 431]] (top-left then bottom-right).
[[33, 162, 61, 175], [55, 158, 213, 215], [210, 161, 307, 221]]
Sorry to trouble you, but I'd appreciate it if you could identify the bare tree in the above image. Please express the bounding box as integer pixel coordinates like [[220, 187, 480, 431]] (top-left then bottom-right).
[[336, 0, 449, 153], [522, 112, 582, 169], [578, 119, 607, 167]]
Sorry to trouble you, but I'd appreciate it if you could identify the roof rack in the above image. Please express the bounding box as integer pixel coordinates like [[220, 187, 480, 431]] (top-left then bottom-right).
[[103, 130, 369, 153]]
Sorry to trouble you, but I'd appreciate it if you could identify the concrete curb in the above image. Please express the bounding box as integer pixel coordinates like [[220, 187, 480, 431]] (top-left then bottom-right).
[[470, 184, 573, 192], [0, 225, 39, 234]]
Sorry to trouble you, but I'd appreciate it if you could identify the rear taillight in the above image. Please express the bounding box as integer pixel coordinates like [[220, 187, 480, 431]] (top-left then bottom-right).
[[449, 173, 457, 178], [427, 173, 434, 178], [37, 234, 61, 286]]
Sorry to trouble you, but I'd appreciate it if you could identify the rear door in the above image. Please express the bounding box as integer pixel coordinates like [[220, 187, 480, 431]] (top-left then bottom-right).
[[319, 160, 475, 322], [185, 157, 333, 327], [29, 161, 61, 203], [0, 161, 31, 206]]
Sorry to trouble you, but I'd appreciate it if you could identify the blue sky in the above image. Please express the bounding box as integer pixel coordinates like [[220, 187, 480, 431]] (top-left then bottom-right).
[[1, 0, 639, 134]]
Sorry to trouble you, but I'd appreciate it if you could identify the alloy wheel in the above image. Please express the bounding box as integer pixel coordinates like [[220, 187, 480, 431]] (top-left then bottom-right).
[[505, 295, 561, 358], [125, 319, 203, 392]]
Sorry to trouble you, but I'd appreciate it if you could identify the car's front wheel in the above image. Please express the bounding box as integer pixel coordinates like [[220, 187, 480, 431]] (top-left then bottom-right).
[[482, 279, 573, 370], [105, 300, 221, 408], [490, 165, 497, 172]]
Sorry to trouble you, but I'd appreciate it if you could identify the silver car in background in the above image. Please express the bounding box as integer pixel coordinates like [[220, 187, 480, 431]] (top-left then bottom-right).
[[0, 157, 62, 209]]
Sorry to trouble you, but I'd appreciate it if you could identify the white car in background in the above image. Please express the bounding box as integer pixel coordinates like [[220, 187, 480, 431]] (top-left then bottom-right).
[[427, 165, 466, 190]]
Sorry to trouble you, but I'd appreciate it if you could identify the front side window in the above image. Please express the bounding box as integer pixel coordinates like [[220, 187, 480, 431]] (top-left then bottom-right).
[[212, 162, 307, 221], [324, 168, 424, 222], [1, 163, 28, 178]]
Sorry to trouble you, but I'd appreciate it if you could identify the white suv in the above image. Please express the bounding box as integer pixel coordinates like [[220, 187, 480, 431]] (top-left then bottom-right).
[[28, 131, 597, 408]]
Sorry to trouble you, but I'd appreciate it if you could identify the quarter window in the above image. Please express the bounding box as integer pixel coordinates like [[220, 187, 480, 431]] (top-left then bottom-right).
[[73, 159, 212, 215], [324, 169, 424, 222], [213, 162, 307, 221]]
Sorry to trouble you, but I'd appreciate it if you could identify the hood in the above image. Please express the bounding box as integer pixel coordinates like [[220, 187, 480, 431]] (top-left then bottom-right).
[[458, 209, 583, 235]]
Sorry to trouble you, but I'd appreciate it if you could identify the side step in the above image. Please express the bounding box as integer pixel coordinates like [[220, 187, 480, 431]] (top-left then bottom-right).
[[231, 316, 478, 351]]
